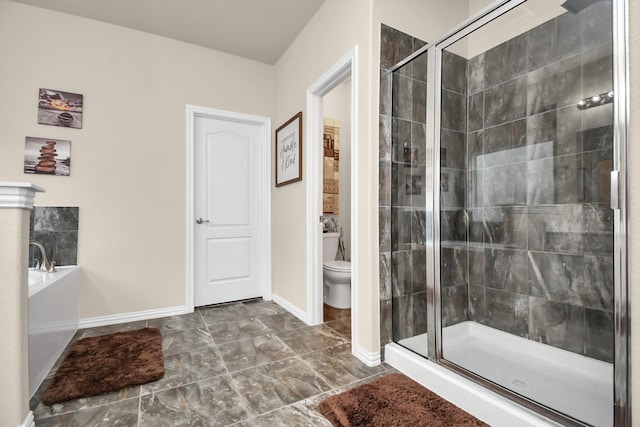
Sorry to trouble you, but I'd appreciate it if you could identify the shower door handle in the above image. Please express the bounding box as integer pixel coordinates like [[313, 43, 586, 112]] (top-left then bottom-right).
[[610, 170, 620, 210]]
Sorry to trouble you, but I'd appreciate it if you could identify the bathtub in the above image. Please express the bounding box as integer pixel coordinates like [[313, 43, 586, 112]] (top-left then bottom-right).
[[387, 321, 613, 427], [28, 265, 80, 398]]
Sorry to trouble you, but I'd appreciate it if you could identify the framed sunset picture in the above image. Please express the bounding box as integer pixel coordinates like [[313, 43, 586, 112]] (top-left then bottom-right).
[[37, 88, 83, 129]]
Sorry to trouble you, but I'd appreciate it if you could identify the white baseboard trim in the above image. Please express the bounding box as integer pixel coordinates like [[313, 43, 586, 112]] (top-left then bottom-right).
[[79, 305, 192, 329], [271, 294, 380, 368], [353, 344, 381, 367], [20, 411, 35, 427], [271, 294, 309, 324]]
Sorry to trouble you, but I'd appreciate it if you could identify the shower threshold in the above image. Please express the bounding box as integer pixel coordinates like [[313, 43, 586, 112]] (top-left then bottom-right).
[[394, 321, 612, 427]]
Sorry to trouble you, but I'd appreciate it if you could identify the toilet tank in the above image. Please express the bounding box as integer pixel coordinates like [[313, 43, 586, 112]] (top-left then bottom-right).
[[322, 232, 340, 262]]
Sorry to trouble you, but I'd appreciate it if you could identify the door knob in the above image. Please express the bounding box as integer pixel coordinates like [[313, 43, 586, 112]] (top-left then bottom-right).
[[195, 217, 210, 224]]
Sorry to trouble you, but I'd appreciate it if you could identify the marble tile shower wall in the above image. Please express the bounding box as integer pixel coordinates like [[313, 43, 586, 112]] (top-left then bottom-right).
[[462, 3, 614, 362], [29, 207, 79, 266], [379, 24, 428, 352]]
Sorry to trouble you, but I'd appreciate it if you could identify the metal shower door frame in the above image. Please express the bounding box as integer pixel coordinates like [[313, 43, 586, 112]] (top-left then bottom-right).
[[411, 0, 630, 425]]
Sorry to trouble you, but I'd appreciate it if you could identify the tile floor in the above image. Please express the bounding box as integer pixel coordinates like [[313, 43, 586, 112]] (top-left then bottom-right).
[[31, 299, 393, 426]]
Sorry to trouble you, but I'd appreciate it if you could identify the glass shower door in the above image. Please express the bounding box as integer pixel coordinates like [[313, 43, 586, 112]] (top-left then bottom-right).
[[437, 1, 617, 426], [390, 48, 430, 358]]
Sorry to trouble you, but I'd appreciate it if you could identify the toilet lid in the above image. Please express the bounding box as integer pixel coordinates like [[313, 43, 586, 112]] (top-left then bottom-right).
[[323, 260, 351, 272]]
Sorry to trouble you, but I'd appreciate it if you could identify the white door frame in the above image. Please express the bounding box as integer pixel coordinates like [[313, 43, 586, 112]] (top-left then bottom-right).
[[306, 47, 361, 355], [186, 105, 272, 309]]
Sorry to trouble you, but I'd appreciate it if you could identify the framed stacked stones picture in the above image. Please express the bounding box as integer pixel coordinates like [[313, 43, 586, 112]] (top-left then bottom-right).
[[24, 137, 71, 176], [37, 88, 83, 129]]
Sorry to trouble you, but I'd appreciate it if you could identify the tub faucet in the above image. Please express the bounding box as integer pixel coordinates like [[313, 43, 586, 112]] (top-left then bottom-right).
[[30, 241, 53, 272]]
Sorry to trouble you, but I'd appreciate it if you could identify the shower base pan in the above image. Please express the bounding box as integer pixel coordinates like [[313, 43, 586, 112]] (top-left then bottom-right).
[[390, 321, 612, 427]]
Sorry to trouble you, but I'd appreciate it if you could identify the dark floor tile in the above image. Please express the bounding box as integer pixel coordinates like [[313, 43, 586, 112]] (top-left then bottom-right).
[[217, 334, 295, 372], [35, 397, 139, 427], [231, 357, 332, 414], [148, 312, 205, 333], [197, 302, 253, 324], [205, 317, 269, 345], [30, 299, 379, 427], [324, 318, 352, 340], [140, 375, 253, 427], [161, 328, 216, 356], [277, 325, 348, 354], [241, 299, 288, 316], [256, 312, 307, 332], [33, 384, 140, 421], [140, 346, 228, 395], [300, 343, 387, 388], [241, 400, 333, 426]]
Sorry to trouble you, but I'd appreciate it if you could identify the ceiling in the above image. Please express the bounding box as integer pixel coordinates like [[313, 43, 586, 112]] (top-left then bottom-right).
[[8, 0, 326, 64]]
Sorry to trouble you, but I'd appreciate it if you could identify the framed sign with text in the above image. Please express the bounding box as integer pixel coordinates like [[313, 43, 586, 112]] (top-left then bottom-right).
[[275, 112, 302, 187]]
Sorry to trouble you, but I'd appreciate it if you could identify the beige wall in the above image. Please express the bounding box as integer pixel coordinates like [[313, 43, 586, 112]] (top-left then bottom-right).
[[272, 0, 374, 339], [0, 0, 275, 318]]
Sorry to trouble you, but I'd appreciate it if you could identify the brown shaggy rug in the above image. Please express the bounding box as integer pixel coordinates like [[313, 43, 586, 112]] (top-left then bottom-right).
[[41, 328, 164, 405], [318, 373, 489, 427]]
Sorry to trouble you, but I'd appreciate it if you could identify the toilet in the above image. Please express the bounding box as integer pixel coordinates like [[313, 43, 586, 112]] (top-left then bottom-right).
[[322, 232, 351, 309]]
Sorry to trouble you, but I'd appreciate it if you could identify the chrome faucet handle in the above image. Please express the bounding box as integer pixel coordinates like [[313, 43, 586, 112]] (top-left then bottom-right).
[[29, 240, 51, 271], [49, 261, 56, 273], [33, 259, 41, 270], [42, 258, 52, 272]]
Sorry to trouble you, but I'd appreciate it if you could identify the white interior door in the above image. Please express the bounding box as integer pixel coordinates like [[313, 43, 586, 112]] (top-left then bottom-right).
[[194, 114, 265, 306]]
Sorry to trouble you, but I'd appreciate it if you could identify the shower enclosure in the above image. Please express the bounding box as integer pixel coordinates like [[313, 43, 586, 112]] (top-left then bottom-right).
[[384, 0, 628, 426]]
